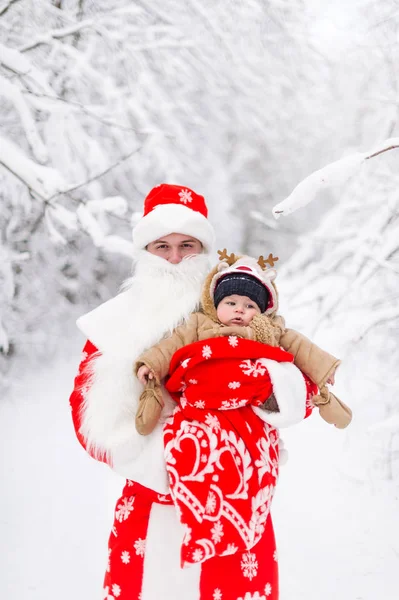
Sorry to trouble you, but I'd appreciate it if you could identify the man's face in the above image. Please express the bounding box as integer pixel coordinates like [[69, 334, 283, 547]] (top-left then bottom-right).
[[146, 233, 203, 264]]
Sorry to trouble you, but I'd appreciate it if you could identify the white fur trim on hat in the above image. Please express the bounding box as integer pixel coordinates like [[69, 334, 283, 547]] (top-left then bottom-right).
[[252, 359, 307, 428], [132, 204, 215, 253]]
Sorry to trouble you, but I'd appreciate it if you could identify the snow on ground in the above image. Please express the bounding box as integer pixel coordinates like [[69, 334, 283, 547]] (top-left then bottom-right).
[[0, 340, 123, 600], [274, 417, 399, 600], [1, 339, 398, 600]]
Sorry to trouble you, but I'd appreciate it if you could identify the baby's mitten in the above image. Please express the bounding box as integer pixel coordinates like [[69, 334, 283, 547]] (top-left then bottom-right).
[[249, 314, 282, 346], [135, 378, 164, 435], [198, 324, 249, 341], [312, 386, 352, 429]]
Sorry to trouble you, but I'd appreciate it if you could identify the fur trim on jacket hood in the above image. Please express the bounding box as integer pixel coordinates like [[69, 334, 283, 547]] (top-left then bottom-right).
[[201, 254, 279, 322]]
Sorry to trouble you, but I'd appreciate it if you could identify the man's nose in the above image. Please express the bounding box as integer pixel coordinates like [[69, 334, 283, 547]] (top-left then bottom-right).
[[168, 248, 182, 264]]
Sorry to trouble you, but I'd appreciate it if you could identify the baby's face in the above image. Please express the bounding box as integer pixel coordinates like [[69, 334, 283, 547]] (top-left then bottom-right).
[[216, 294, 261, 327]]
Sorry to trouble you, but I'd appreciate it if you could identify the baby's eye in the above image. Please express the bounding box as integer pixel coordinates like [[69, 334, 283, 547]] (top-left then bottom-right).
[[227, 301, 235, 306], [247, 304, 255, 309]]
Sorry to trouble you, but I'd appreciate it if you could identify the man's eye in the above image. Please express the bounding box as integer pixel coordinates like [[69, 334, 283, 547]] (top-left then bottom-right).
[[182, 243, 194, 248], [156, 245, 168, 250]]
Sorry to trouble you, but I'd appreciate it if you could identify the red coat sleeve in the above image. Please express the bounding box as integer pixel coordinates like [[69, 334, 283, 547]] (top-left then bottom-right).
[[69, 340, 109, 464]]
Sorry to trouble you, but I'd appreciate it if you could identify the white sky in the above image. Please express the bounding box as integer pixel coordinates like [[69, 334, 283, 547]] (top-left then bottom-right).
[[305, 0, 368, 55]]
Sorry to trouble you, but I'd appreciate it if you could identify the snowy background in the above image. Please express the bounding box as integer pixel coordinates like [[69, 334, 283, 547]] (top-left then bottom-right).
[[1, 0, 399, 598]]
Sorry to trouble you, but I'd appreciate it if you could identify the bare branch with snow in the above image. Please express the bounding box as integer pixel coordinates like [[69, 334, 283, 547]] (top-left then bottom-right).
[[0, 136, 67, 199], [0, 0, 22, 18], [272, 139, 399, 218]]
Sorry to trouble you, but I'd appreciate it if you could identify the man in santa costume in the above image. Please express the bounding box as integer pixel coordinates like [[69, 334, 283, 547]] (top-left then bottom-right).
[[69, 184, 303, 600]]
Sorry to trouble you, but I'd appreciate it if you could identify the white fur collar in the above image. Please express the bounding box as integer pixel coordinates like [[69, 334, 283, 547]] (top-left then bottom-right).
[[77, 251, 211, 357], [76, 251, 211, 490]]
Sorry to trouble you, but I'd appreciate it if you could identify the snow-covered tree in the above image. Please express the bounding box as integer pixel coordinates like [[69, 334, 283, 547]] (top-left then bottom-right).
[[242, 1, 399, 483], [278, 151, 399, 481], [0, 0, 329, 379]]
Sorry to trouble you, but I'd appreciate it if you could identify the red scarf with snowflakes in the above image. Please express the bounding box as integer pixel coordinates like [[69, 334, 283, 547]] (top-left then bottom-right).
[[164, 336, 314, 567]]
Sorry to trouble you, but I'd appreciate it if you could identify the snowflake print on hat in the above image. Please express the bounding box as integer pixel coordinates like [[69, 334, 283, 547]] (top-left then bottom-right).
[[241, 551, 258, 580], [120, 551, 130, 564], [178, 188, 193, 204], [213, 589, 223, 600], [237, 593, 266, 600]]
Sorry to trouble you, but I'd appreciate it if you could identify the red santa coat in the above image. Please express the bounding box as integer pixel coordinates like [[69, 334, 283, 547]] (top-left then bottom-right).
[[71, 339, 282, 600], [70, 340, 314, 600], [69, 252, 314, 600]]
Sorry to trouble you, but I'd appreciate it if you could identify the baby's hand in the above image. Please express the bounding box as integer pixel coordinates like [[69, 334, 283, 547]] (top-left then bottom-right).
[[137, 365, 154, 385], [326, 367, 337, 386]]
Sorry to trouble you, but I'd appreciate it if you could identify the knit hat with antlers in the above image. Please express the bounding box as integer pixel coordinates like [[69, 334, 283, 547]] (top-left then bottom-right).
[[210, 250, 279, 315], [132, 183, 215, 253]]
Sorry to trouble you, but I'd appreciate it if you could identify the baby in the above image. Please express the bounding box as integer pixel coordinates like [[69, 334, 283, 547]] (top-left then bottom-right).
[[135, 251, 352, 434]]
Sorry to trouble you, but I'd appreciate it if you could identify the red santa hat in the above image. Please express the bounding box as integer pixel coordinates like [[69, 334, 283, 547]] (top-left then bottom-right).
[[132, 184, 215, 253]]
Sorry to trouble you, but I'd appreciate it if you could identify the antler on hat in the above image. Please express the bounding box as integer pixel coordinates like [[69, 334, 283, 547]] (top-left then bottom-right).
[[219, 249, 279, 270], [258, 253, 279, 269], [217, 248, 237, 265]]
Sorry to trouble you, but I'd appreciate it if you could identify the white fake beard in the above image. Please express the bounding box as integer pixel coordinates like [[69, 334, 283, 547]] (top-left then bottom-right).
[[78, 250, 212, 464], [119, 251, 211, 356]]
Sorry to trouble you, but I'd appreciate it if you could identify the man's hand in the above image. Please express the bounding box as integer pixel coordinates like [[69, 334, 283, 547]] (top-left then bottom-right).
[[137, 364, 154, 385]]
